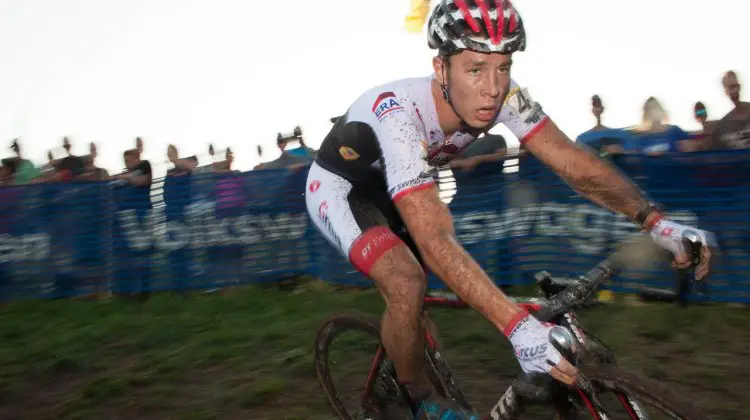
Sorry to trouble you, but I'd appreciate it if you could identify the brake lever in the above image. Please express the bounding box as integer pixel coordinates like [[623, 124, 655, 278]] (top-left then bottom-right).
[[549, 327, 577, 365], [680, 230, 703, 268]]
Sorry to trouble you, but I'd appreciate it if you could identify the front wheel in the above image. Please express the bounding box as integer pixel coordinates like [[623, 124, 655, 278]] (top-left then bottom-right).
[[571, 363, 710, 420]]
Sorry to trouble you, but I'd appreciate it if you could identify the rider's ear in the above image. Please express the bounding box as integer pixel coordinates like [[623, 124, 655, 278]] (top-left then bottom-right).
[[432, 56, 447, 85]]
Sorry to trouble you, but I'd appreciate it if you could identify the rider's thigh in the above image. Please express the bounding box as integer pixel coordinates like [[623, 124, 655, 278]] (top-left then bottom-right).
[[305, 162, 426, 306], [305, 162, 366, 253]]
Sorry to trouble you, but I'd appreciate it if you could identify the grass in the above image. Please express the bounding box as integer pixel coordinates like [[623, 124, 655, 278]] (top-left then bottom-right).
[[0, 282, 748, 419]]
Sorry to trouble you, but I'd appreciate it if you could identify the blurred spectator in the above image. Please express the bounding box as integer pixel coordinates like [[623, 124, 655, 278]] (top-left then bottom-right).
[[679, 102, 716, 152], [111, 149, 153, 299], [0, 159, 13, 185], [630, 97, 690, 155], [694, 101, 716, 135], [167, 144, 199, 175], [253, 145, 266, 170], [81, 143, 109, 180], [135, 137, 144, 157], [576, 95, 633, 155], [205, 144, 236, 173], [450, 133, 507, 171], [211, 146, 245, 286], [709, 71, 750, 150], [282, 126, 317, 160], [34, 151, 58, 182], [163, 144, 198, 292], [212, 147, 236, 173], [295, 137, 317, 158], [6, 139, 41, 184], [261, 131, 314, 170], [49, 137, 86, 181], [111, 149, 152, 188]]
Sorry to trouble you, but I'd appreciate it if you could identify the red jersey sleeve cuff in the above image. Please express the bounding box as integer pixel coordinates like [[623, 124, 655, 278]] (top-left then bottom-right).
[[519, 116, 550, 145]]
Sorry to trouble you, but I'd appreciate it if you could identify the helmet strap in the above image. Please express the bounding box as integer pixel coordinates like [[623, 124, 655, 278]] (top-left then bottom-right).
[[441, 85, 450, 102], [440, 57, 475, 132]]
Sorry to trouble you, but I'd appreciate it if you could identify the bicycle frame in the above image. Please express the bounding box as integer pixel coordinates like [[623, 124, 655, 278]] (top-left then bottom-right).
[[359, 297, 650, 420], [354, 235, 704, 419]]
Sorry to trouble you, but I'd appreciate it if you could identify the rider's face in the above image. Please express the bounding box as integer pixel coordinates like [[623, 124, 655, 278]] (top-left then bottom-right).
[[435, 50, 512, 128]]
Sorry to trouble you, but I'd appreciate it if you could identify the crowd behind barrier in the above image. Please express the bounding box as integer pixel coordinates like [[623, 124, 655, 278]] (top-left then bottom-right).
[[1, 150, 750, 303]]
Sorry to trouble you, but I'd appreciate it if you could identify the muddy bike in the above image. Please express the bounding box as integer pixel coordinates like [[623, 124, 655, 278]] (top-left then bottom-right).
[[314, 236, 709, 419]]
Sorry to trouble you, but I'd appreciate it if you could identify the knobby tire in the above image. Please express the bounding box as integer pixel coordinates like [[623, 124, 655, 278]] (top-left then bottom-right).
[[575, 363, 709, 420]]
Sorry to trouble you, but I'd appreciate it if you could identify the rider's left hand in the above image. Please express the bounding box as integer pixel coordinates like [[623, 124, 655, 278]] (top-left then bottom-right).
[[647, 217, 717, 281]]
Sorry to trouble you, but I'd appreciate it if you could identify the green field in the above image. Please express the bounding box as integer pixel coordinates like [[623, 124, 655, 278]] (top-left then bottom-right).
[[0, 283, 748, 419]]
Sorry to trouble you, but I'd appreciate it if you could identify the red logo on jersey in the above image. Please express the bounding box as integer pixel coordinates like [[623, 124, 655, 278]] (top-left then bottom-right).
[[372, 92, 396, 111], [309, 180, 321, 193], [660, 227, 674, 237], [372, 92, 403, 121]]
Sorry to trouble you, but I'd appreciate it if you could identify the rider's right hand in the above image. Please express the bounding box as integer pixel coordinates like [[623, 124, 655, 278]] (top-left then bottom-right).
[[504, 312, 578, 386]]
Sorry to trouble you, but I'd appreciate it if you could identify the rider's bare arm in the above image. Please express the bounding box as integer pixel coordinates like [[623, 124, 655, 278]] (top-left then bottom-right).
[[523, 120, 660, 227], [394, 186, 525, 331]]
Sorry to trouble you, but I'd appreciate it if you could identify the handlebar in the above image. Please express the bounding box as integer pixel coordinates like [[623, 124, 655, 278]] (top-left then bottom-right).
[[533, 234, 704, 323], [681, 230, 703, 267]]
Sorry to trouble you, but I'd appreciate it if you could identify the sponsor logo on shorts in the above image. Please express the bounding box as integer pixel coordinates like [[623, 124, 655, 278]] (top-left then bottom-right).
[[309, 180, 321, 193], [360, 230, 397, 260], [339, 146, 360, 160], [371, 91, 404, 121], [318, 201, 328, 219], [317, 200, 342, 249]]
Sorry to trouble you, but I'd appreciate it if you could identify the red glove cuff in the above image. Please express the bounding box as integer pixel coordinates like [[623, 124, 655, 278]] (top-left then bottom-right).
[[503, 311, 530, 338]]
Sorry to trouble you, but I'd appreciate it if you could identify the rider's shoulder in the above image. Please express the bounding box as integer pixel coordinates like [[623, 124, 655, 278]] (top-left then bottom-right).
[[359, 76, 430, 99], [348, 76, 429, 124], [503, 77, 534, 102], [494, 77, 549, 135]]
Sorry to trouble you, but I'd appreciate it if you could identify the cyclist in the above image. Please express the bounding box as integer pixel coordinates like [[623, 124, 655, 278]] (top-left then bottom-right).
[[305, 0, 714, 418]]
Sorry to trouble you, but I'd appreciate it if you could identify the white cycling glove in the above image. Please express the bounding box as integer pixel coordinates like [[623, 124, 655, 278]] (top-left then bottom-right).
[[648, 217, 716, 259], [504, 312, 563, 375]]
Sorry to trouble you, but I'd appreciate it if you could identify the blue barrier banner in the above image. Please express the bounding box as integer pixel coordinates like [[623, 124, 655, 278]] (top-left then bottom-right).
[[1, 150, 749, 302]]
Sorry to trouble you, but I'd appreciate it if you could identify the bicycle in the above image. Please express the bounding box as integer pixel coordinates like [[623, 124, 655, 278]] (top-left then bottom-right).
[[314, 235, 709, 419]]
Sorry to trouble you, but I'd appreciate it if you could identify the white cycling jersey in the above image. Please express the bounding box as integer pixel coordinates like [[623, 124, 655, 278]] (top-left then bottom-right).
[[314, 74, 549, 201], [306, 74, 549, 273]]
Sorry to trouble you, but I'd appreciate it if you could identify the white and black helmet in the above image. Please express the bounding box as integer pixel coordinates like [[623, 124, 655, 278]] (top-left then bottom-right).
[[428, 0, 526, 56]]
